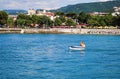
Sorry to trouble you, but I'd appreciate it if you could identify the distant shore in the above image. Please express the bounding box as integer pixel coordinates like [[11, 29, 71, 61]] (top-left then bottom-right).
[[0, 28, 120, 35]]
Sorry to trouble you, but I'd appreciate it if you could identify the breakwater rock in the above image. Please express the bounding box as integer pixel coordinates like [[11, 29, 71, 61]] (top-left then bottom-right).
[[0, 28, 120, 35]]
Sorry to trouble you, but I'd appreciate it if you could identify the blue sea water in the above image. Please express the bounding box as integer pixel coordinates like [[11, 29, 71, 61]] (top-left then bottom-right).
[[0, 34, 120, 79]]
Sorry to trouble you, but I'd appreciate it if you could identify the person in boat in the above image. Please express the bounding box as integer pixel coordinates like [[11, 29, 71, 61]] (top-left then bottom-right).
[[80, 42, 85, 47]]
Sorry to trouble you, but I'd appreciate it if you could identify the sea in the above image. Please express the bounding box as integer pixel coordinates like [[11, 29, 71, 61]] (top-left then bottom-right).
[[0, 34, 120, 79]]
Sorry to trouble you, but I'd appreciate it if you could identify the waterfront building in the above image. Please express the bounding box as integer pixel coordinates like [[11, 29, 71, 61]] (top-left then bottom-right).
[[27, 9, 54, 20]]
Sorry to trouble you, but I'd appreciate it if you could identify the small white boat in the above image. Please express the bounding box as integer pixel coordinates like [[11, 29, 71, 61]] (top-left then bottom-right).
[[69, 46, 85, 50]]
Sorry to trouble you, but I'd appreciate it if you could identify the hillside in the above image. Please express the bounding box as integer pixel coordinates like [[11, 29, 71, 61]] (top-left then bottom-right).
[[55, 0, 120, 13]]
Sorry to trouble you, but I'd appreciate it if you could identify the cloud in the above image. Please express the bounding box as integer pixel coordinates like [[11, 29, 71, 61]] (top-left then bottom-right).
[[0, 0, 62, 10]]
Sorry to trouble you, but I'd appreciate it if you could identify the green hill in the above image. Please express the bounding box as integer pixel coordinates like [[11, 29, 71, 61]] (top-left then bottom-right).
[[55, 0, 120, 13]]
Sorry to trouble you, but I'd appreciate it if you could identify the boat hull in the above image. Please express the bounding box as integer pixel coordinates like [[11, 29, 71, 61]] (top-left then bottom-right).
[[69, 46, 85, 50]]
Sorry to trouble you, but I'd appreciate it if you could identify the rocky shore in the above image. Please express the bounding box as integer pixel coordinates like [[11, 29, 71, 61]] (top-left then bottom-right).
[[0, 28, 120, 35]]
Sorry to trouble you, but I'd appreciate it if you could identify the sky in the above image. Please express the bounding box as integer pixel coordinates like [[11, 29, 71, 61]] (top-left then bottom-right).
[[0, 0, 113, 10]]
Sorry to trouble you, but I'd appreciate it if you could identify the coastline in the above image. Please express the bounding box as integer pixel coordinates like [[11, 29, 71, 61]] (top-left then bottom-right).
[[0, 28, 120, 35]]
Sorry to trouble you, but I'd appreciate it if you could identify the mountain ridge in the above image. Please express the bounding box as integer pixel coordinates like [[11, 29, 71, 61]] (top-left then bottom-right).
[[1, 0, 120, 14], [2, 9, 27, 15], [55, 0, 120, 13]]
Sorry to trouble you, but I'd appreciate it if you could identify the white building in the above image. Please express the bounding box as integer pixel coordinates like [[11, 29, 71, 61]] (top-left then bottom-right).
[[89, 12, 109, 16], [27, 9, 55, 20], [27, 9, 36, 15], [112, 7, 120, 16]]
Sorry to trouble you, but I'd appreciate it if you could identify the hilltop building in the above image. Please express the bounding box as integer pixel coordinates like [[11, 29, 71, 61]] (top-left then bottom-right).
[[89, 7, 120, 16], [112, 6, 120, 16], [89, 12, 109, 16]]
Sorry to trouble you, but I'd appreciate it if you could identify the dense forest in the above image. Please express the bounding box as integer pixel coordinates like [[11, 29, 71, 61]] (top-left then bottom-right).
[[0, 11, 120, 28], [55, 0, 120, 13]]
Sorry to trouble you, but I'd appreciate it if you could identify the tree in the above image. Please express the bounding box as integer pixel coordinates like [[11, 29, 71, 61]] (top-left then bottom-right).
[[103, 14, 114, 26], [98, 16, 106, 26], [113, 15, 120, 27], [78, 12, 88, 23], [54, 17, 62, 26], [7, 18, 14, 28], [59, 16, 66, 23], [0, 11, 8, 25], [55, 12, 65, 16], [17, 13, 28, 19], [88, 14, 114, 27], [66, 18, 76, 27], [66, 12, 78, 19], [31, 15, 39, 24], [87, 16, 100, 26], [16, 19, 26, 28], [38, 16, 52, 28], [17, 13, 33, 28], [25, 20, 32, 27]]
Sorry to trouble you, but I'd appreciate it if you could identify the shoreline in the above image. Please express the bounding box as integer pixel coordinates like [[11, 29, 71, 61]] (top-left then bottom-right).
[[0, 28, 120, 35]]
